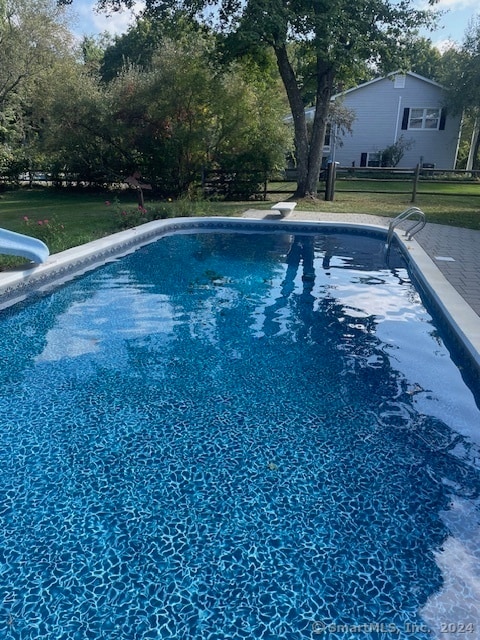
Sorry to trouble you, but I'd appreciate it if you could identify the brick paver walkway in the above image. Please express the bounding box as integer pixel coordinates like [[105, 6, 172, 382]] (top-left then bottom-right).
[[415, 223, 480, 318]]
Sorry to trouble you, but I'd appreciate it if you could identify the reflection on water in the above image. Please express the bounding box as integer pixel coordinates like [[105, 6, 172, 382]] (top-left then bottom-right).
[[0, 231, 479, 639]]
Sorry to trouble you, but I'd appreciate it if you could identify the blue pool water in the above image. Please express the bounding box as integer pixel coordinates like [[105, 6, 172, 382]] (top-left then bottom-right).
[[0, 230, 479, 639]]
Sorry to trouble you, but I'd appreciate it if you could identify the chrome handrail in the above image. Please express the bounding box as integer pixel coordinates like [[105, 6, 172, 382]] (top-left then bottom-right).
[[386, 207, 426, 249]]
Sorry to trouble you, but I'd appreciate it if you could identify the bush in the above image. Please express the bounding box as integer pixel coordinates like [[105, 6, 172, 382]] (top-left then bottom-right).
[[22, 215, 68, 253]]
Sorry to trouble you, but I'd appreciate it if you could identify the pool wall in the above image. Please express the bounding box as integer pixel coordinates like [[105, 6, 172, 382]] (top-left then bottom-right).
[[1, 216, 479, 378]]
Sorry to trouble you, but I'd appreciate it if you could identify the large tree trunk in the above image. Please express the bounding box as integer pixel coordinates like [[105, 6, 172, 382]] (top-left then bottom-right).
[[274, 44, 334, 198], [274, 44, 309, 198], [305, 60, 334, 195]]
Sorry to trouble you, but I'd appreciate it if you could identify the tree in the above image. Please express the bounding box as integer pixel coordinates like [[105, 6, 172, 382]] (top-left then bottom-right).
[[0, 0, 70, 103], [32, 56, 117, 182], [102, 32, 291, 195], [0, 0, 75, 174], [100, 17, 165, 81], [37, 21, 290, 195], [379, 135, 414, 167], [439, 18, 480, 170], [66, 0, 438, 199], [401, 36, 443, 81]]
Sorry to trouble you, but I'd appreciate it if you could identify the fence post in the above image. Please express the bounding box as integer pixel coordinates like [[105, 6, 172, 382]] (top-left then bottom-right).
[[325, 161, 338, 201], [411, 164, 420, 203]]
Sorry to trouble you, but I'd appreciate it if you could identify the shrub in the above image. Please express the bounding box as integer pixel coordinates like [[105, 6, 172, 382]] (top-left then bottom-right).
[[22, 215, 68, 253]]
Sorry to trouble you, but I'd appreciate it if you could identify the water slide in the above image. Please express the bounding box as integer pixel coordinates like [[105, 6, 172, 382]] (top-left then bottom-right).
[[0, 228, 49, 264]]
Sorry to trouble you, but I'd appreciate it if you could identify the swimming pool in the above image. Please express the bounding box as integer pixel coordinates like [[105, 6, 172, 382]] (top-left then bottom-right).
[[1, 222, 479, 639]]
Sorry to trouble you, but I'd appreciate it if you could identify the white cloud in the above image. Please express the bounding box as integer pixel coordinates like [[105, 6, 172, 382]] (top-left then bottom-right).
[[435, 0, 478, 8], [92, 1, 145, 35], [76, 0, 145, 36], [432, 38, 460, 52]]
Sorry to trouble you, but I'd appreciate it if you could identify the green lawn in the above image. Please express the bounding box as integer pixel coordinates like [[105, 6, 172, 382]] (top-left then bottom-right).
[[0, 188, 249, 268], [338, 178, 480, 196], [267, 180, 480, 228], [0, 188, 246, 244]]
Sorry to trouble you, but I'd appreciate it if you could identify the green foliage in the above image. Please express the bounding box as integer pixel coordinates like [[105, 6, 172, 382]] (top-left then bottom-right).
[[401, 37, 444, 81], [109, 200, 171, 230], [0, 1, 73, 179], [100, 17, 165, 81], [379, 135, 415, 167], [16, 12, 291, 197], [99, 30, 290, 195], [437, 17, 480, 168], [22, 214, 68, 253], [81, 34, 112, 74], [108, 194, 212, 230]]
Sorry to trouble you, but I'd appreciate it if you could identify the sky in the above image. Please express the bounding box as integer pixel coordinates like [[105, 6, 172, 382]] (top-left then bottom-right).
[[65, 0, 479, 49]]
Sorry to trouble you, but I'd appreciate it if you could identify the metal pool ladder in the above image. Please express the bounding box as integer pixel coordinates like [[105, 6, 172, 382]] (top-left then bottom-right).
[[386, 207, 426, 249]]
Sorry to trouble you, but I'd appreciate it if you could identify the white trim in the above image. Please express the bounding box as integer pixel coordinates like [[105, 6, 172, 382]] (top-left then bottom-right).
[[394, 95, 402, 142], [407, 107, 441, 131]]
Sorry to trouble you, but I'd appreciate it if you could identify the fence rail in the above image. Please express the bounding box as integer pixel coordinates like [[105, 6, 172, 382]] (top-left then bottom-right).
[[266, 165, 480, 203], [2, 166, 480, 202]]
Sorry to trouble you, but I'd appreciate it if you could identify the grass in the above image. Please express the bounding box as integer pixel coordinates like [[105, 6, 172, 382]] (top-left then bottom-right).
[[0, 187, 247, 242], [267, 180, 480, 228], [0, 187, 248, 268], [0, 181, 478, 267]]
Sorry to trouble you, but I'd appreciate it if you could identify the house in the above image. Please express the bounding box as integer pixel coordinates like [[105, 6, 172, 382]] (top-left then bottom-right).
[[303, 72, 462, 170]]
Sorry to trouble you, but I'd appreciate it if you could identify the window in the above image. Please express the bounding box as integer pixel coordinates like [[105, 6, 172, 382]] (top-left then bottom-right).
[[409, 108, 440, 129], [360, 152, 381, 167], [367, 152, 381, 167], [401, 107, 445, 131], [324, 123, 331, 148]]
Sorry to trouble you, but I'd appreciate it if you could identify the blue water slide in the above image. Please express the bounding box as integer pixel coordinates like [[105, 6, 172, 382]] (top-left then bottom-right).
[[0, 228, 49, 264]]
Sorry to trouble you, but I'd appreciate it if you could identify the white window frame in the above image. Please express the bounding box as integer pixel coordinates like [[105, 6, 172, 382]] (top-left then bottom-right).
[[408, 107, 441, 130], [366, 152, 381, 167]]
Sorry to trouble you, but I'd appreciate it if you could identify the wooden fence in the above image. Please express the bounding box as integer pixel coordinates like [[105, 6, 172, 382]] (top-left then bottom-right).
[[265, 165, 480, 203], [2, 166, 480, 202]]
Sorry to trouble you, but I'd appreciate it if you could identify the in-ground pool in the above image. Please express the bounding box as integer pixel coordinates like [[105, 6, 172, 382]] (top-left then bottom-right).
[[0, 226, 479, 640]]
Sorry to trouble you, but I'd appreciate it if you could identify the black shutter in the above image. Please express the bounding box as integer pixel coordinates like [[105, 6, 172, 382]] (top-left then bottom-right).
[[439, 109, 447, 130], [360, 153, 367, 167], [401, 108, 410, 130]]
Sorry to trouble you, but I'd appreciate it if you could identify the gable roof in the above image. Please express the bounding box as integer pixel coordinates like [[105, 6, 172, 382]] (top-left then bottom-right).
[[331, 71, 444, 101], [299, 71, 445, 119]]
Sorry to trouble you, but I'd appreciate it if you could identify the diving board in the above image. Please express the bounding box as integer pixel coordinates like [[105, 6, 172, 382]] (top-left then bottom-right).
[[271, 201, 297, 216]]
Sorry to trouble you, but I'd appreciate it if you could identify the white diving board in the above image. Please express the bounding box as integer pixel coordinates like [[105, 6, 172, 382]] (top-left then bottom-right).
[[271, 201, 297, 216]]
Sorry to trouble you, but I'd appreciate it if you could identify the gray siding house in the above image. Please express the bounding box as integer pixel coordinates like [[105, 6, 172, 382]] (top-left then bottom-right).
[[305, 72, 462, 170]]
